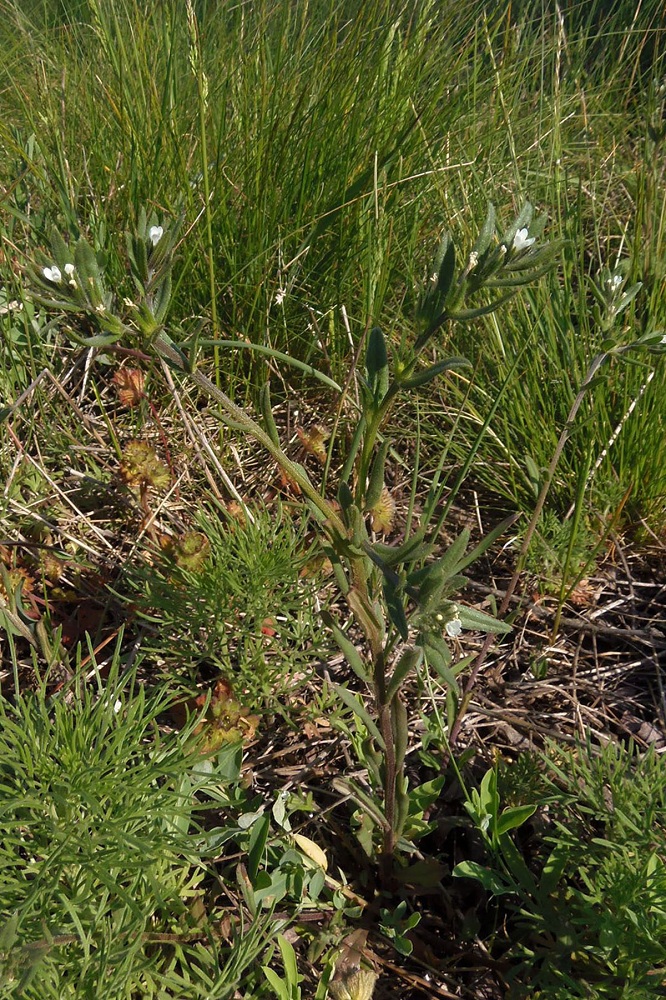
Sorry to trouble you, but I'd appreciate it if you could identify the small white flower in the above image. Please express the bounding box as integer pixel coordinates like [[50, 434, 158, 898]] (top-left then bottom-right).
[[113, 699, 122, 714], [64, 263, 75, 276], [512, 228, 535, 252], [149, 225, 163, 247], [467, 251, 479, 270], [43, 265, 62, 283], [274, 287, 286, 306], [445, 617, 463, 638], [499, 244, 507, 256]]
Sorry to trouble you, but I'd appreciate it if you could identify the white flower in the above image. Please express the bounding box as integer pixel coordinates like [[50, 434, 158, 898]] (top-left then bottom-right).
[[113, 699, 122, 714], [445, 617, 463, 638], [274, 287, 286, 306], [467, 251, 479, 270], [149, 225, 163, 247], [64, 263, 75, 276], [43, 265, 62, 283], [512, 228, 535, 252]]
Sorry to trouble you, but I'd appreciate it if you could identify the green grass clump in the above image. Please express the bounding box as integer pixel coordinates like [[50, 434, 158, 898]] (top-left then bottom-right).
[[2, 0, 664, 531], [0, 653, 273, 997], [496, 741, 666, 998]]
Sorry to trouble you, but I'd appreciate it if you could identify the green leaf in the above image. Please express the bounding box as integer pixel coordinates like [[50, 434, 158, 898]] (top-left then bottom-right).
[[420, 632, 458, 688], [417, 233, 456, 327], [198, 340, 342, 392], [383, 578, 409, 640], [340, 417, 366, 483], [615, 282, 642, 315], [278, 934, 300, 990], [409, 776, 445, 815], [133, 234, 149, 285], [472, 202, 496, 257], [433, 528, 470, 579], [457, 605, 511, 634], [452, 860, 515, 896], [74, 236, 101, 284], [365, 437, 391, 510], [338, 480, 355, 512], [263, 966, 290, 1000], [496, 804, 537, 837], [247, 813, 270, 883], [50, 227, 72, 266], [0, 913, 19, 953], [366, 326, 389, 403], [501, 202, 533, 247], [332, 685, 385, 749], [237, 862, 257, 917], [260, 382, 281, 448], [455, 514, 520, 573], [322, 612, 370, 682], [386, 647, 422, 702], [154, 270, 172, 324], [435, 234, 456, 301], [368, 529, 433, 568], [333, 777, 388, 831], [449, 290, 519, 320], [539, 843, 569, 896], [478, 767, 500, 819], [400, 356, 470, 390], [484, 264, 559, 288], [391, 695, 408, 770]]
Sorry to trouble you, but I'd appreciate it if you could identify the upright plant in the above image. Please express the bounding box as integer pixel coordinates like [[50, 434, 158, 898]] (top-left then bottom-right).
[[35, 187, 662, 883], [28, 199, 571, 883]]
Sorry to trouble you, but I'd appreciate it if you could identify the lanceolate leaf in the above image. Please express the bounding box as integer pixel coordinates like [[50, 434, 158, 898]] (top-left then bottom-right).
[[457, 605, 511, 634], [436, 234, 456, 301], [400, 356, 470, 390], [332, 685, 386, 749], [455, 514, 519, 573], [383, 578, 409, 640], [333, 777, 389, 831], [259, 382, 281, 448], [449, 290, 518, 320], [367, 529, 433, 568], [366, 326, 389, 403], [74, 237, 101, 284], [472, 202, 496, 258], [365, 437, 392, 510], [386, 647, 422, 702], [322, 612, 370, 682]]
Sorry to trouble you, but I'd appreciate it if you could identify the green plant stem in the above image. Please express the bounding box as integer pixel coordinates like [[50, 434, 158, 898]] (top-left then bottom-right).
[[155, 333, 405, 880], [373, 649, 398, 880], [446, 350, 609, 755]]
